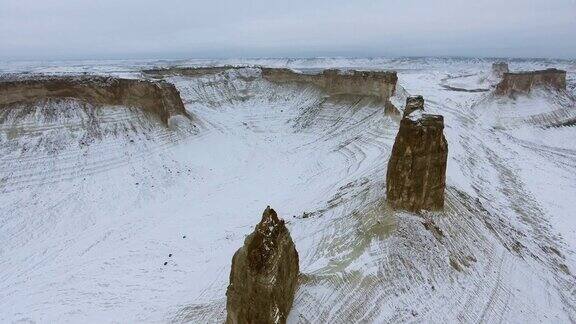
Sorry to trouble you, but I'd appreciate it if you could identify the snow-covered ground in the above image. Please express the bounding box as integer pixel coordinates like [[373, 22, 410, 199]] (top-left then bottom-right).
[[1, 58, 575, 323]]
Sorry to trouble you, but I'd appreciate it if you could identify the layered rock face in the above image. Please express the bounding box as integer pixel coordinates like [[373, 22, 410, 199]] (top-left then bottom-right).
[[495, 68, 566, 95], [0, 76, 190, 125], [226, 207, 299, 324], [386, 97, 448, 212], [492, 62, 509, 77], [261, 68, 397, 101]]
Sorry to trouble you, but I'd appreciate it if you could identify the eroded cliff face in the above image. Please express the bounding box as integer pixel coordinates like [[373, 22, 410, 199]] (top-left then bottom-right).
[[495, 68, 566, 96], [261, 68, 397, 101], [0, 76, 190, 125], [226, 206, 299, 324], [386, 97, 448, 212]]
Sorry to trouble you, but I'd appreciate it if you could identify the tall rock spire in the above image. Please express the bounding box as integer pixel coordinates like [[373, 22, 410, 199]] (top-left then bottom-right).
[[386, 96, 448, 212], [226, 206, 299, 324]]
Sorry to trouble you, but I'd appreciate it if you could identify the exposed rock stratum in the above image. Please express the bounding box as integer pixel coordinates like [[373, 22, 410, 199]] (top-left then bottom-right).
[[0, 76, 190, 125], [261, 68, 397, 101]]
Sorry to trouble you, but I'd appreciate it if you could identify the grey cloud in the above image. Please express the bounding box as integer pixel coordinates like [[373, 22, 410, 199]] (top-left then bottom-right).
[[0, 0, 575, 60]]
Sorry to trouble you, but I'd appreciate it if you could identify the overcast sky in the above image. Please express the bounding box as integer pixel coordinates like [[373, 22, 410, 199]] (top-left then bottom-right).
[[1, 0, 575, 61]]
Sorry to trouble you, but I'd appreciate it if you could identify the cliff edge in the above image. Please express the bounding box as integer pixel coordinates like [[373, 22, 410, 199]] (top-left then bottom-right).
[[0, 76, 190, 126]]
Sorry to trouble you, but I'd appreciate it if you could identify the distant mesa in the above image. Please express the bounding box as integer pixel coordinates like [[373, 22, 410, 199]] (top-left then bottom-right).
[[0, 76, 191, 126], [144, 66, 238, 78], [386, 96, 448, 212], [261, 68, 398, 101], [226, 206, 299, 324], [495, 68, 566, 96], [262, 68, 400, 117], [492, 62, 509, 78]]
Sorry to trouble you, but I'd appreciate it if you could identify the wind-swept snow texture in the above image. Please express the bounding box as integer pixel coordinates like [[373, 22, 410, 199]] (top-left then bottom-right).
[[1, 57, 576, 323]]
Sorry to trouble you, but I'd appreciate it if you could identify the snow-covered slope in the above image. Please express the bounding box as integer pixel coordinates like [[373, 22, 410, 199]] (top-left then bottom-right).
[[1, 59, 575, 323]]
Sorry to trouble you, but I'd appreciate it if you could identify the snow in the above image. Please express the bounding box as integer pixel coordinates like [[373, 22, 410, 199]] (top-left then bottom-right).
[[1, 57, 576, 323], [406, 108, 423, 121]]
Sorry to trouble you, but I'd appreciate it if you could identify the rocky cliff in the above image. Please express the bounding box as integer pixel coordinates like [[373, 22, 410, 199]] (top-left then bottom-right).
[[0, 76, 190, 126], [386, 97, 448, 212], [261, 68, 397, 101], [226, 206, 299, 324], [495, 68, 566, 96]]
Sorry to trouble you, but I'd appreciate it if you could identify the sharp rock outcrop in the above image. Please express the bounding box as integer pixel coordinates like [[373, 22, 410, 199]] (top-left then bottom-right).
[[226, 206, 299, 324], [492, 62, 509, 78], [495, 68, 566, 96], [402, 95, 425, 118], [386, 96, 448, 212], [0, 76, 190, 126]]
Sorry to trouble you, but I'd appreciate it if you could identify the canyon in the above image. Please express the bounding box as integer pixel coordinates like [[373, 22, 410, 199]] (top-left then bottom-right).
[[1, 58, 575, 323]]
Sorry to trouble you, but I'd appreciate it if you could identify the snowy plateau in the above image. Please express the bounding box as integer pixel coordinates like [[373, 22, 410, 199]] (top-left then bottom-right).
[[1, 57, 576, 323]]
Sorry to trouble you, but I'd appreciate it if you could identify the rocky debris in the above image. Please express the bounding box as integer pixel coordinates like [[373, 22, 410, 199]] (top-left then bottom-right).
[[492, 62, 509, 78], [403, 95, 424, 118], [422, 218, 445, 242], [0, 76, 190, 126], [495, 68, 566, 96], [226, 206, 299, 324], [386, 96, 448, 212], [449, 256, 463, 272]]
